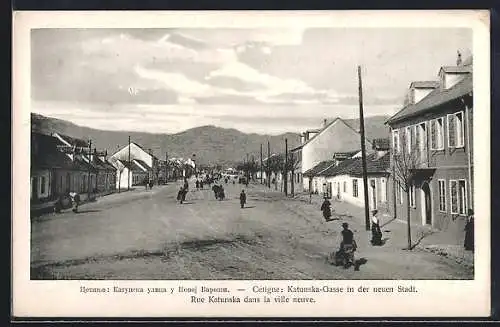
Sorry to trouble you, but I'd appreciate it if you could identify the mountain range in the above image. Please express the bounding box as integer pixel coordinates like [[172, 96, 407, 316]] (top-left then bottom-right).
[[31, 113, 391, 166]]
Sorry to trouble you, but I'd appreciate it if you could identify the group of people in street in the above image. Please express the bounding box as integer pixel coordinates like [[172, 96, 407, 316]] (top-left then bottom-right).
[[320, 195, 475, 270], [176, 175, 248, 209]]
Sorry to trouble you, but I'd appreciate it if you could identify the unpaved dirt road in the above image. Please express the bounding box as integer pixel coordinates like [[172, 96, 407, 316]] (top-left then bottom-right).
[[31, 180, 473, 280]]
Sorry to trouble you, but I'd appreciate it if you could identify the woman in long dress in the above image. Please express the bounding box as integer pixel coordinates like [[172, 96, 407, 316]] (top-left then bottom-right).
[[371, 210, 382, 246]]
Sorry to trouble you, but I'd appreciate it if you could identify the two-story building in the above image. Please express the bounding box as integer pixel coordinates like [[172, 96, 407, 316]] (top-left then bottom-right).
[[385, 54, 473, 241], [292, 118, 374, 193]]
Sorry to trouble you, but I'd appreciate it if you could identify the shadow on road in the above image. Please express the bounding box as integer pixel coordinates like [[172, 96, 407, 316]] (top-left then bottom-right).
[[76, 210, 101, 214], [354, 257, 368, 271], [242, 206, 256, 209]]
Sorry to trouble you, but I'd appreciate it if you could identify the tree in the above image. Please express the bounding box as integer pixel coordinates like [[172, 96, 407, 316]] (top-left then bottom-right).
[[284, 152, 300, 196], [268, 154, 284, 191], [392, 129, 422, 250]]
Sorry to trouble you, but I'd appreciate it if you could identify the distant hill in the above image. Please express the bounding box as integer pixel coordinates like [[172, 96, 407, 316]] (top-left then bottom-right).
[[31, 113, 390, 166]]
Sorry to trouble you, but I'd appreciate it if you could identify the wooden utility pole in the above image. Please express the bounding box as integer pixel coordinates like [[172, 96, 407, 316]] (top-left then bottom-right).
[[284, 138, 288, 196], [88, 139, 92, 199], [260, 144, 263, 184], [267, 141, 271, 188], [165, 152, 168, 185], [246, 153, 249, 186], [358, 66, 371, 231], [128, 136, 131, 191]]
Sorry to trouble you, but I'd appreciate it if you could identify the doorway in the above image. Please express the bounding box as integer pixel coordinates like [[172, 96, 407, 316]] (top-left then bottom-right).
[[31, 177, 38, 201], [369, 178, 377, 210], [421, 182, 432, 225]]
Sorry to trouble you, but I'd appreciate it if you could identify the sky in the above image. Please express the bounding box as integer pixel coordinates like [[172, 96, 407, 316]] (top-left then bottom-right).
[[31, 28, 472, 135]]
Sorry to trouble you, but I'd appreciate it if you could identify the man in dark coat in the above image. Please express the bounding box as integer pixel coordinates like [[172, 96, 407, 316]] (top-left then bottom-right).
[[212, 184, 220, 199], [240, 190, 247, 208], [321, 196, 332, 221]]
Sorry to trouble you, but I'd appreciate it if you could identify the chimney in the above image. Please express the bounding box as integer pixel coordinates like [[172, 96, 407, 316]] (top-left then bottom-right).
[[457, 50, 462, 66], [300, 133, 305, 144], [323, 119, 327, 127]]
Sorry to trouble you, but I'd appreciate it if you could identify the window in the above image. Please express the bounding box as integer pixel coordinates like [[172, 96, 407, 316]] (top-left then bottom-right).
[[392, 129, 400, 153], [380, 178, 387, 202], [447, 111, 465, 148], [83, 175, 87, 192], [343, 181, 347, 193], [40, 176, 46, 194], [450, 179, 467, 215], [409, 184, 416, 207], [404, 126, 416, 153], [430, 118, 444, 150], [438, 179, 446, 212], [352, 179, 359, 197], [66, 173, 71, 191]]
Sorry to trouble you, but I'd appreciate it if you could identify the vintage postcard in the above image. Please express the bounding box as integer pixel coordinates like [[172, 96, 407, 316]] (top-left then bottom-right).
[[12, 10, 490, 318]]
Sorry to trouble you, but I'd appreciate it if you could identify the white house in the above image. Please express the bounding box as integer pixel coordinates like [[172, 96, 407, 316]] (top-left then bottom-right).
[[323, 139, 391, 214], [294, 118, 374, 193], [111, 142, 159, 183]]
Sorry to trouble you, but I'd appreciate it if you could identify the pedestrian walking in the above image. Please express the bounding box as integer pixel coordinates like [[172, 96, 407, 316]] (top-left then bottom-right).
[[464, 209, 474, 251], [320, 196, 332, 221], [149, 180, 154, 190], [219, 185, 225, 200], [144, 177, 149, 190], [370, 210, 383, 246], [196, 180, 200, 190], [177, 186, 184, 204], [240, 190, 246, 208], [69, 191, 80, 213], [200, 180, 204, 189]]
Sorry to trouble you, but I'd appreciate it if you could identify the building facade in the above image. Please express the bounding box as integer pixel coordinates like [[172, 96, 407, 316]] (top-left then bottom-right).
[[293, 118, 374, 193], [386, 55, 473, 241]]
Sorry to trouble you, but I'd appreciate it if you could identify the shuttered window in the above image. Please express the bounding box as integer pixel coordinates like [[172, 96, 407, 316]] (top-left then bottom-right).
[[448, 111, 465, 149], [438, 179, 446, 212]]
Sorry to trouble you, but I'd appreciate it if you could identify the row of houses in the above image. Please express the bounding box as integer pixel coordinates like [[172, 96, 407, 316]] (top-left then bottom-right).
[[31, 131, 193, 212], [286, 53, 473, 242]]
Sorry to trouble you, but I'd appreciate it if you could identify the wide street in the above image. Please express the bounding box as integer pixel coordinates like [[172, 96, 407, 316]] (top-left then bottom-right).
[[31, 178, 473, 280]]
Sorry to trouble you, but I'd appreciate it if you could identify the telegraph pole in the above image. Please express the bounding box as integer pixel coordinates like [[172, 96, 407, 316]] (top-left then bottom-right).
[[260, 144, 263, 184], [267, 141, 271, 188], [246, 153, 249, 186], [358, 66, 371, 231], [285, 138, 288, 196], [128, 136, 131, 191], [88, 139, 92, 199], [165, 152, 168, 185]]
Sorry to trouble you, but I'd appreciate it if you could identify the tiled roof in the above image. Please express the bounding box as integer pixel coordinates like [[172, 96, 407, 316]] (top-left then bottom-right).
[[347, 152, 390, 177], [321, 158, 358, 177], [410, 81, 440, 88], [372, 138, 390, 150], [133, 159, 152, 171], [386, 74, 472, 124], [303, 160, 336, 177], [440, 65, 472, 74], [321, 151, 390, 178], [31, 133, 90, 171], [54, 133, 89, 148], [117, 159, 147, 172]]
